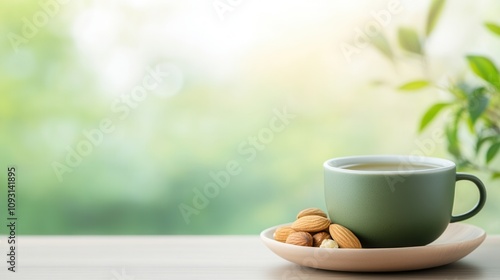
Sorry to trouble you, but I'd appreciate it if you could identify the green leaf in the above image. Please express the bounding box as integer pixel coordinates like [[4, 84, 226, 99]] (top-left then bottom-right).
[[486, 142, 500, 163], [448, 82, 469, 100], [466, 55, 500, 88], [446, 126, 460, 158], [492, 172, 500, 180], [467, 87, 489, 124], [475, 135, 497, 153], [398, 80, 430, 91], [426, 0, 446, 36], [370, 33, 393, 61], [485, 22, 500, 36], [398, 27, 422, 54], [418, 103, 450, 132], [446, 109, 463, 158]]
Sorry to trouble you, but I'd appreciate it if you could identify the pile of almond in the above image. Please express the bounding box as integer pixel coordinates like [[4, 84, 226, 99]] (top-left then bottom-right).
[[273, 208, 362, 249]]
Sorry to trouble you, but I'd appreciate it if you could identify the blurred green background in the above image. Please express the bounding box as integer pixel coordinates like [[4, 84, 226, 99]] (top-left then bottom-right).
[[1, 0, 499, 235]]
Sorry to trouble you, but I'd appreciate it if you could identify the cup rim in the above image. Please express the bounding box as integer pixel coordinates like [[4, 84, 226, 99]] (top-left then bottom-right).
[[324, 155, 455, 175]]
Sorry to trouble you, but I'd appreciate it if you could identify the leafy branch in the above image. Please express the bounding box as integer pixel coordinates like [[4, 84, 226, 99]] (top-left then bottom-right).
[[370, 0, 500, 179]]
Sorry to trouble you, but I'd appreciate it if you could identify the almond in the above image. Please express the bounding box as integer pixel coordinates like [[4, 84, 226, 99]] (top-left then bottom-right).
[[312, 231, 331, 247], [320, 239, 339, 249], [329, 224, 362, 249], [296, 208, 327, 219], [291, 215, 331, 232], [273, 226, 296, 243], [286, 232, 313, 247]]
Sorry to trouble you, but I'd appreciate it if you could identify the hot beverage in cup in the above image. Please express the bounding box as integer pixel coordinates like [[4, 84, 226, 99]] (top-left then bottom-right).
[[324, 155, 486, 248]]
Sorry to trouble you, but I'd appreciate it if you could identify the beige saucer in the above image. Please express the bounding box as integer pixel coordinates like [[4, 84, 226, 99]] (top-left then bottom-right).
[[260, 223, 485, 272]]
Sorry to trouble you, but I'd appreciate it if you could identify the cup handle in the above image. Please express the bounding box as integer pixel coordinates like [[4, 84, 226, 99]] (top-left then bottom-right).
[[450, 173, 487, 223]]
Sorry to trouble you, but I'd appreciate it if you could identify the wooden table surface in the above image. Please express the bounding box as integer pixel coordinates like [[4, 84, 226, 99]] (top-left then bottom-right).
[[1, 235, 499, 279]]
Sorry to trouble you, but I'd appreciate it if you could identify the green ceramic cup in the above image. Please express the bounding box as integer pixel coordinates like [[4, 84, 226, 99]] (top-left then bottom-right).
[[324, 155, 487, 248]]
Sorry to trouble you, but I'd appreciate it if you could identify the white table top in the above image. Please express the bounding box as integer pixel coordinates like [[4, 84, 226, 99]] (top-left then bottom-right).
[[1, 235, 499, 279]]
